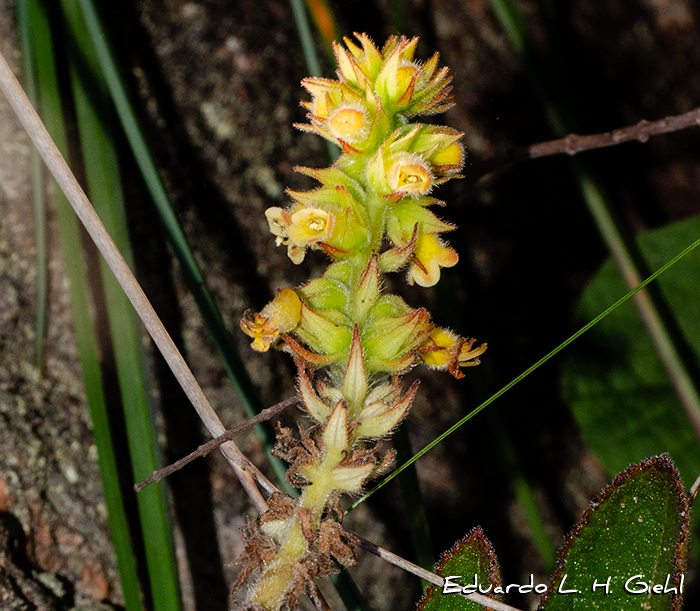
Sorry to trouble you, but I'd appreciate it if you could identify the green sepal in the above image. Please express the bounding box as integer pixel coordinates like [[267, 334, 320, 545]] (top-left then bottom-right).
[[367, 294, 413, 319], [386, 202, 455, 244], [342, 326, 368, 414], [353, 255, 380, 321], [297, 278, 348, 312], [365, 144, 393, 195], [295, 166, 366, 203], [323, 260, 354, 284], [362, 308, 431, 364], [539, 454, 689, 611], [417, 527, 502, 611], [336, 184, 369, 228], [296, 304, 353, 356], [327, 205, 370, 254]]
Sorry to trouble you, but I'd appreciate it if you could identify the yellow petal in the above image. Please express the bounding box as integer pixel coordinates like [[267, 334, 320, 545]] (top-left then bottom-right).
[[287, 208, 331, 246], [265, 207, 289, 239], [408, 234, 458, 287]]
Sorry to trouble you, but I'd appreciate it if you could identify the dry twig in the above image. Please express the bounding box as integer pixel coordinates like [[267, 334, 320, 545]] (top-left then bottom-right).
[[135, 396, 300, 492], [0, 48, 272, 513], [465, 106, 700, 181]]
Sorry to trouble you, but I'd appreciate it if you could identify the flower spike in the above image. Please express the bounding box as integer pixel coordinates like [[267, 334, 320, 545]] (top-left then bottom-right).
[[238, 34, 485, 611]]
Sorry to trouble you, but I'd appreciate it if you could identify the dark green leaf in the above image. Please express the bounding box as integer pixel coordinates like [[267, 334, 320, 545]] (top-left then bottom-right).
[[562, 215, 700, 485], [417, 527, 501, 611], [539, 455, 689, 611]]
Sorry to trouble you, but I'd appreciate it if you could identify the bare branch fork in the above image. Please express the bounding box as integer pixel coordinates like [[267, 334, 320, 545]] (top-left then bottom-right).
[[134, 395, 300, 492], [0, 48, 524, 610], [465, 105, 700, 181]]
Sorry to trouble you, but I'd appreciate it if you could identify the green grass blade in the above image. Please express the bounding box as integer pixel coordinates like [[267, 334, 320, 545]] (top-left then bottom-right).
[[19, 1, 143, 607], [61, 2, 183, 608], [72, 79, 182, 610], [73, 0, 291, 489], [289, 0, 323, 77], [289, 0, 338, 160], [347, 234, 700, 512], [16, 0, 47, 373]]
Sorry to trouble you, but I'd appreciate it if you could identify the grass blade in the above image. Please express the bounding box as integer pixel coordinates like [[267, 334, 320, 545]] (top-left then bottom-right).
[[303, 0, 338, 64], [15, 1, 143, 607], [61, 1, 183, 607], [73, 0, 291, 489], [16, 0, 47, 373]]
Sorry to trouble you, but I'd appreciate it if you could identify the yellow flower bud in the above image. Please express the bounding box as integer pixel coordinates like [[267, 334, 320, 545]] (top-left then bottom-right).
[[240, 289, 302, 352], [430, 142, 463, 168], [327, 105, 369, 144], [301, 77, 342, 118]]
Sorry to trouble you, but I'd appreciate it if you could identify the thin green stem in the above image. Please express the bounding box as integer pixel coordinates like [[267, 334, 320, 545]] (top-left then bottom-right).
[[347, 235, 700, 511]]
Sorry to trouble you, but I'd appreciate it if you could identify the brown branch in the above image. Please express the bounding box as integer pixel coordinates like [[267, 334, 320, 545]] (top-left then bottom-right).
[[135, 396, 299, 492], [465, 106, 700, 181]]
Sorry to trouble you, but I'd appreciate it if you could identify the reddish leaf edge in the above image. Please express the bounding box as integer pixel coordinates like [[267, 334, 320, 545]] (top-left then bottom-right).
[[537, 453, 690, 610], [417, 525, 502, 610]]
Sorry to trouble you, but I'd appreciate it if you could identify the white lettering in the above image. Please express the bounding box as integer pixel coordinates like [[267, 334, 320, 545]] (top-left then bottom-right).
[[442, 576, 462, 595], [625, 575, 648, 594], [519, 574, 534, 594], [662, 574, 679, 594], [592, 576, 610, 595], [557, 574, 579, 594], [461, 574, 478, 595]]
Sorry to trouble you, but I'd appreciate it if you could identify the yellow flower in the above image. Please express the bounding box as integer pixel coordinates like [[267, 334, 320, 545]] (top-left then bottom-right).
[[419, 327, 487, 378], [265, 206, 333, 264], [288, 208, 332, 245], [387, 153, 434, 195], [408, 233, 458, 287], [240, 289, 302, 352]]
